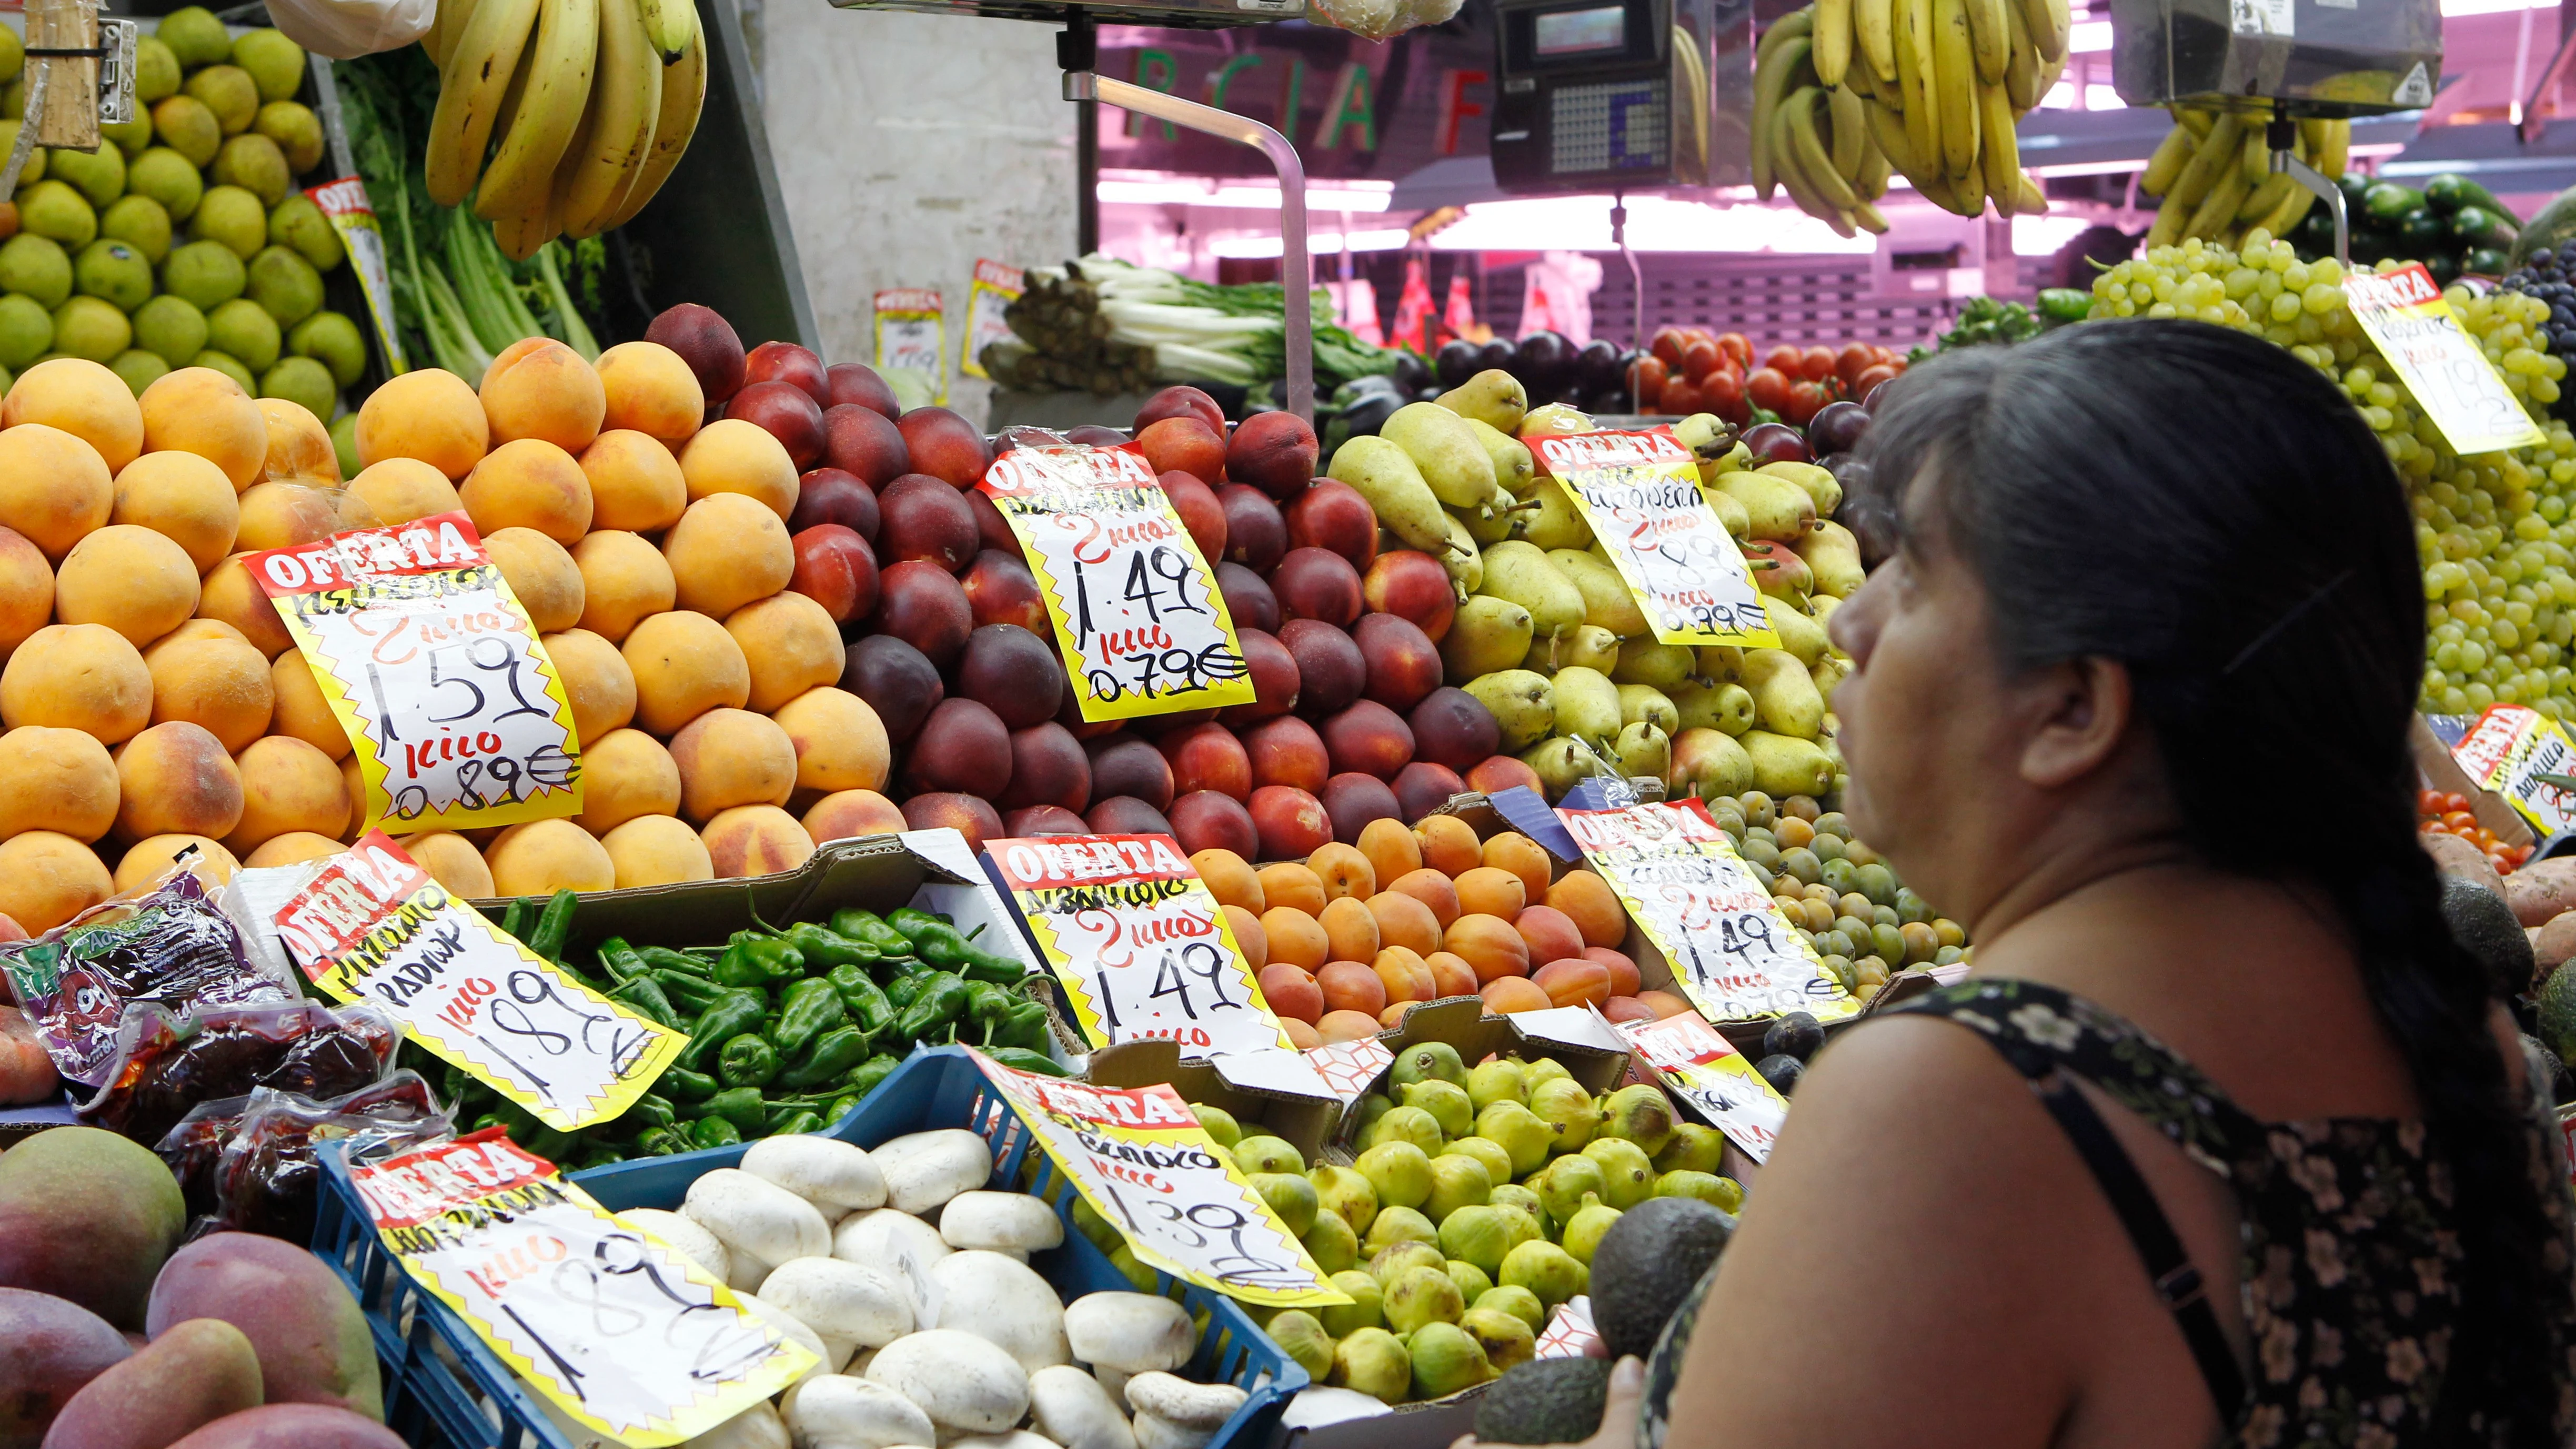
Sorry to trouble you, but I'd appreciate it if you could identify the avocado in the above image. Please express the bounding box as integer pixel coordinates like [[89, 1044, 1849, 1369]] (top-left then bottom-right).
[[1472, 1358, 1613, 1445], [2442, 875, 2535, 1001], [1762, 1011, 1824, 1063], [1588, 1196, 1733, 1361], [2537, 963, 2576, 1070], [1756, 1053, 1805, 1096]]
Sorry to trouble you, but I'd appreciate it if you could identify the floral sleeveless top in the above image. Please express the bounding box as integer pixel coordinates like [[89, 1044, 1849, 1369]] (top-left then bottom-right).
[[1636, 979, 2576, 1449]]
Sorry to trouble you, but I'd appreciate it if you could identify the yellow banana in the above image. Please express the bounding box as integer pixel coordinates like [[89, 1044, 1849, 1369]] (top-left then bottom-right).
[[1964, 0, 2008, 85], [2238, 167, 2296, 223], [2019, 0, 2067, 63], [1897, 0, 1939, 185], [1769, 103, 1857, 236], [2003, 0, 2037, 108], [1931, 0, 1978, 180], [1945, 160, 1987, 217], [426, 0, 482, 71], [2146, 187, 2189, 248], [2016, 168, 2046, 213], [474, 0, 599, 226], [2034, 37, 2065, 102], [2240, 124, 2268, 185], [1856, 0, 1897, 84], [1758, 8, 1814, 64], [1750, 35, 1813, 201], [2176, 105, 2212, 137], [2186, 162, 2247, 239], [2141, 118, 2193, 195], [2315, 118, 2349, 182], [555, 0, 660, 238], [1826, 84, 1865, 179], [1844, 55, 1878, 100], [491, 192, 563, 259], [1857, 127, 1891, 198], [2254, 186, 2312, 243], [1787, 88, 1862, 211], [1816, 0, 1852, 87], [425, 0, 544, 207], [1853, 200, 1889, 232], [1980, 80, 2018, 215], [600, 15, 703, 229], [634, 0, 695, 64], [2166, 112, 2240, 210]]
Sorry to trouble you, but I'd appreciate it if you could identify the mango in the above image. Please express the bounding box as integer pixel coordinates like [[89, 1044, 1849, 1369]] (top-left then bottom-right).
[[1713, 471, 1815, 542], [145, 1233, 380, 1420], [0, 1285, 130, 1446], [0, 1126, 184, 1328], [43, 1316, 263, 1449]]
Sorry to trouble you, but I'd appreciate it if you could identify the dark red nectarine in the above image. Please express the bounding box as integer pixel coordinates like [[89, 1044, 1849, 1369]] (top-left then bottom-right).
[[1281, 618, 1363, 720], [962, 549, 1046, 632], [1226, 410, 1316, 501], [1159, 472, 1226, 563], [1251, 784, 1332, 861], [1216, 562, 1278, 635], [1285, 480, 1377, 572], [1217, 484, 1285, 574], [1221, 628, 1298, 726], [1354, 611, 1441, 713], [904, 697, 1011, 796], [792, 467, 880, 542], [874, 560, 972, 667], [1322, 699, 1414, 780], [1393, 760, 1466, 821], [821, 404, 908, 487], [1362, 549, 1457, 642], [878, 474, 978, 572], [955, 623, 1062, 729], [1408, 686, 1500, 772], [1136, 416, 1225, 485], [901, 790, 1002, 852], [646, 303, 745, 402], [1000, 721, 1090, 812], [1322, 771, 1403, 843], [1086, 796, 1175, 835], [744, 340, 830, 408], [1167, 789, 1256, 858], [827, 362, 900, 418], [1243, 715, 1329, 793], [897, 407, 993, 489], [790, 524, 879, 623], [727, 380, 826, 469], [841, 633, 943, 743], [1086, 734, 1174, 810], [1158, 721, 1251, 801], [1134, 386, 1223, 434], [1271, 547, 1363, 628]]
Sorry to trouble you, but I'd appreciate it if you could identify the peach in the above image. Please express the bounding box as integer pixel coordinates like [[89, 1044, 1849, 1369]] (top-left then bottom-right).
[[645, 305, 744, 404], [1134, 416, 1224, 484], [542, 627, 637, 745], [1272, 549, 1363, 629], [1193, 848, 1263, 913], [1307, 841, 1375, 901], [1262, 904, 1329, 972], [724, 590, 840, 713], [1445, 912, 1530, 983], [1465, 756, 1544, 797], [1226, 410, 1317, 501], [0, 528, 51, 657], [1244, 716, 1327, 793], [802, 787, 907, 844], [486, 818, 615, 894], [1321, 700, 1413, 782], [481, 338, 605, 451], [1317, 960, 1386, 1018], [6, 358, 143, 472], [195, 554, 292, 658], [397, 832, 494, 898], [1413, 814, 1482, 877], [460, 438, 592, 545], [700, 803, 817, 878], [665, 492, 794, 620], [1388, 867, 1461, 928], [771, 685, 888, 796], [580, 429, 689, 532], [1257, 862, 1325, 917], [1281, 619, 1363, 721], [112, 451, 239, 571], [0, 421, 115, 560], [56, 524, 198, 645], [573, 726, 680, 836], [601, 813, 714, 887], [1484, 831, 1554, 901], [347, 457, 461, 528], [1000, 722, 1089, 813], [595, 342, 706, 445], [1637, 989, 1694, 1019], [144, 624, 272, 750], [110, 833, 234, 894], [1364, 890, 1440, 957], [1258, 961, 1323, 1025], [874, 560, 971, 668], [1373, 945, 1435, 1005], [1166, 789, 1254, 859], [567, 530, 673, 643], [1249, 784, 1330, 863], [1285, 480, 1376, 572], [893, 407, 991, 489], [791, 524, 879, 625], [1530, 958, 1612, 1009], [898, 791, 1003, 853], [485, 527, 583, 634], [1547, 871, 1629, 948], [341, 754, 368, 838], [1320, 894, 1379, 963], [902, 697, 1010, 797], [232, 481, 374, 551], [1514, 904, 1585, 969], [1394, 761, 1466, 823], [1424, 950, 1478, 998], [1601, 996, 1657, 1024], [2, 623, 150, 740], [257, 398, 341, 487], [1356, 817, 1422, 894], [0, 831, 110, 928], [356, 367, 487, 479], [1223, 902, 1266, 969], [138, 367, 264, 488], [680, 417, 798, 520], [1584, 946, 1641, 996], [226, 734, 347, 851], [245, 831, 347, 867], [1159, 721, 1250, 802], [1363, 550, 1457, 642], [1480, 978, 1552, 1014], [1454, 866, 1526, 920], [0, 726, 116, 840], [820, 405, 907, 488]]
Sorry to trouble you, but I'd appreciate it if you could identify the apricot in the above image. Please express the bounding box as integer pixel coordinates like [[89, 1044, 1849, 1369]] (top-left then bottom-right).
[[1364, 890, 1441, 957], [356, 367, 487, 479], [1258, 962, 1321, 1024], [1531, 958, 1612, 1009], [0, 421, 115, 559], [1192, 848, 1263, 914], [1414, 814, 1482, 878], [484, 526, 582, 634], [6, 358, 143, 471], [1307, 842, 1375, 902], [138, 366, 265, 488], [570, 530, 673, 642], [1636, 989, 1694, 1019], [245, 831, 345, 867], [398, 830, 493, 898], [726, 590, 841, 713], [1387, 867, 1462, 928], [486, 817, 614, 895], [1223, 902, 1266, 970], [1319, 894, 1379, 964], [233, 481, 375, 551], [700, 803, 814, 878], [1282, 1018, 1322, 1049], [1545, 870, 1628, 948], [621, 610, 748, 737], [572, 726, 679, 836], [1261, 904, 1329, 972], [1256, 862, 1325, 917], [195, 554, 293, 658], [1480, 978, 1552, 1014], [680, 417, 798, 520], [0, 726, 117, 840], [595, 341, 704, 445], [664, 493, 794, 619], [1373, 945, 1435, 1005], [1424, 950, 1478, 998], [459, 438, 592, 545], [1444, 912, 1530, 983], [1356, 817, 1421, 896], [0, 528, 51, 656], [1483, 831, 1553, 902], [481, 338, 605, 452], [603, 813, 713, 888], [770, 685, 888, 795], [257, 397, 340, 486], [667, 707, 796, 822], [1514, 904, 1585, 970], [225, 733, 345, 851], [1317, 960, 1386, 1018], [143, 623, 271, 749], [57, 524, 199, 645], [1454, 866, 1526, 921], [2, 623, 151, 740], [112, 833, 236, 894], [539, 627, 636, 746], [801, 787, 905, 844], [267, 650, 346, 759], [579, 429, 688, 532], [347, 457, 461, 526], [1316, 1009, 1381, 1044]]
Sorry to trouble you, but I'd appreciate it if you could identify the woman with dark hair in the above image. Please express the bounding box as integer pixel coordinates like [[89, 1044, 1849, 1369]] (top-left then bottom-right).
[[1468, 318, 2576, 1449]]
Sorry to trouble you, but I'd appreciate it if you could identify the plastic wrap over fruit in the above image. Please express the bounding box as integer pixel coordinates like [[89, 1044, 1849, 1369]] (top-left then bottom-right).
[[263, 0, 434, 59], [1307, 0, 1462, 42], [156, 1069, 450, 1237]]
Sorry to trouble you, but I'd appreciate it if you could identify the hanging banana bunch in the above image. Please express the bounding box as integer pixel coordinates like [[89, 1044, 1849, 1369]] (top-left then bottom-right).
[[421, 0, 711, 259], [1753, 0, 2062, 226], [2138, 104, 2350, 250]]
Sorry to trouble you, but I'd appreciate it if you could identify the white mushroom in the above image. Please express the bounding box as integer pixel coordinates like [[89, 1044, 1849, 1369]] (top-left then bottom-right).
[[946, 1435, 1064, 1449], [938, 1192, 1065, 1259], [1093, 1366, 1133, 1412], [872, 1129, 994, 1214], [689, 1402, 791, 1448], [865, 1330, 1031, 1433], [832, 1208, 953, 1319], [782, 1372, 937, 1449], [687, 1169, 833, 1279], [619, 1208, 731, 1285], [930, 1250, 1070, 1372], [746, 1135, 889, 1214], [736, 1293, 832, 1386], [1062, 1293, 1195, 1375], [1119, 1375, 1244, 1431], [1129, 1414, 1213, 1449], [759, 1257, 914, 1367], [1028, 1364, 1136, 1449]]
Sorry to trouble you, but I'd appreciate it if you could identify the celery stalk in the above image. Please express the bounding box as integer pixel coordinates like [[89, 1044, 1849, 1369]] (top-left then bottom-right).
[[536, 243, 599, 360]]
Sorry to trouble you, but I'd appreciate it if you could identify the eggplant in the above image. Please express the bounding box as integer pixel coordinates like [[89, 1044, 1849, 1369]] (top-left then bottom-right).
[[1338, 391, 1404, 438], [1435, 339, 1482, 388], [1392, 350, 1432, 390], [1476, 338, 1516, 374], [1516, 330, 1573, 390], [1574, 339, 1622, 390]]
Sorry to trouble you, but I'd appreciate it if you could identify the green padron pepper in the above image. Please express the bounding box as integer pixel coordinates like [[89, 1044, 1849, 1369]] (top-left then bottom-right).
[[769, 1110, 823, 1137], [638, 945, 711, 978], [830, 908, 914, 958], [769, 977, 846, 1057], [660, 1067, 719, 1102], [528, 889, 579, 963], [702, 1087, 768, 1134], [498, 898, 532, 944], [888, 908, 1028, 985], [690, 1116, 743, 1149], [963, 981, 1015, 1044], [885, 973, 930, 1011], [779, 1025, 870, 1089], [607, 974, 679, 1028], [679, 990, 768, 1071], [719, 1033, 780, 1088], [842, 1053, 900, 1099], [893, 970, 969, 1043], [988, 1046, 1071, 1078], [638, 1125, 695, 1158], [823, 1092, 862, 1123], [753, 910, 882, 973], [714, 930, 804, 989], [597, 938, 652, 982], [655, 969, 726, 1015], [630, 1094, 678, 1130], [826, 963, 895, 1034], [994, 998, 1053, 1052], [575, 1143, 626, 1171]]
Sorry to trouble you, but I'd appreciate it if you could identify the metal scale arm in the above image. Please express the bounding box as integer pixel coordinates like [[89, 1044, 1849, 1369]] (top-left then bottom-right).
[[2267, 115, 2347, 268]]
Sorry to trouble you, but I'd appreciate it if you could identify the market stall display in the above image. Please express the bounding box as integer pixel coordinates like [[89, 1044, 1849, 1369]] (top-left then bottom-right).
[[2130, 106, 2348, 253]]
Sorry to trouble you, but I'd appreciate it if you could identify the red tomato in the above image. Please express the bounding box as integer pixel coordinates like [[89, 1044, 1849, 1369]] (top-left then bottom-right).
[[1659, 378, 1702, 416], [1853, 363, 1898, 395], [1762, 345, 1804, 376], [1699, 367, 1745, 408], [1717, 333, 1754, 368], [1786, 380, 1830, 424], [1713, 389, 1753, 426], [1835, 344, 1875, 389], [1799, 346, 1837, 382], [1631, 355, 1669, 398], [1682, 340, 1722, 382], [1652, 328, 1689, 368], [1745, 367, 1793, 412]]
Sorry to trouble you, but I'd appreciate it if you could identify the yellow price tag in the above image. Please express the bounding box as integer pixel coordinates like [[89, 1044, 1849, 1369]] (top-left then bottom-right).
[[1529, 428, 1780, 647], [2451, 702, 2576, 837], [2345, 264, 2549, 457]]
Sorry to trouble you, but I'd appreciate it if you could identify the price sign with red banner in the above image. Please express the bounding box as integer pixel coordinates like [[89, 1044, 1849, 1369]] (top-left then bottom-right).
[[1528, 429, 1779, 647], [2450, 702, 2576, 837], [2345, 264, 2547, 456], [1601, 1006, 1788, 1161]]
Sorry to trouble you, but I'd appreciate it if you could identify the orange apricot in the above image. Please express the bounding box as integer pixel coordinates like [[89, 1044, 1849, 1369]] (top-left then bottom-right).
[[1260, 905, 1329, 972], [1316, 1010, 1381, 1044], [1316, 960, 1387, 1018], [1544, 870, 1629, 949], [1372, 945, 1435, 1004], [1444, 912, 1531, 984], [1223, 903, 1266, 970], [1192, 847, 1263, 914], [1386, 868, 1461, 929], [1424, 950, 1480, 999], [1454, 866, 1527, 921], [1355, 816, 1420, 892], [1413, 814, 1482, 877], [1480, 977, 1553, 1014], [1364, 890, 1441, 956], [1483, 831, 1553, 901], [1307, 841, 1375, 901], [1255, 862, 1325, 917], [1319, 895, 1380, 964]]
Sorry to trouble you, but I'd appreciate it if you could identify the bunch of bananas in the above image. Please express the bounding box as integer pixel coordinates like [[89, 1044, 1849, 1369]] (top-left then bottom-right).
[[2138, 105, 2350, 250], [421, 0, 707, 259], [1752, 0, 2065, 229]]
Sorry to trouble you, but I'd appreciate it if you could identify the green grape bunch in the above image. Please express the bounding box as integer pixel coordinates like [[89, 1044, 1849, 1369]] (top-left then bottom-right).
[[2088, 232, 2576, 721]]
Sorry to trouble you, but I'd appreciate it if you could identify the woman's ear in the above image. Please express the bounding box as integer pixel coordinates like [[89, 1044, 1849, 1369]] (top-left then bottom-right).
[[2018, 655, 2132, 789]]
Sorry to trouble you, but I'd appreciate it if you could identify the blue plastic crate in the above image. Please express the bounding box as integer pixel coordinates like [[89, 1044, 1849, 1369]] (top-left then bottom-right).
[[311, 1045, 1306, 1449]]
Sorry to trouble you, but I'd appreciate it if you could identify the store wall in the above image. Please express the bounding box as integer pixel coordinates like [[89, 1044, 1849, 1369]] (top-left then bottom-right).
[[752, 2, 1079, 420]]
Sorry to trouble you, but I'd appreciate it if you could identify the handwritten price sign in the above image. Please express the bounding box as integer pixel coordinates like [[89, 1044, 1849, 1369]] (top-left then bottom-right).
[[1602, 1006, 1788, 1162], [989, 833, 1290, 1058], [2346, 264, 2548, 457], [967, 1050, 1347, 1307], [1560, 800, 1857, 1025], [274, 832, 682, 1130], [1530, 430, 1780, 648], [350, 1134, 814, 1446], [980, 445, 1256, 722], [2451, 702, 2576, 836], [246, 511, 581, 837]]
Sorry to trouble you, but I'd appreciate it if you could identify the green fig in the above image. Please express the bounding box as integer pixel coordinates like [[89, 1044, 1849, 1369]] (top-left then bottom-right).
[[1366, 1104, 1446, 1155], [1475, 1100, 1554, 1176], [1391, 1040, 1468, 1089], [1582, 1137, 1657, 1210], [1655, 1171, 1746, 1214], [1354, 1094, 1395, 1139], [1561, 1193, 1622, 1265], [1441, 1136, 1514, 1188], [1461, 1306, 1537, 1372], [1498, 1240, 1589, 1310], [1436, 1203, 1531, 1276], [1526, 1076, 1600, 1155], [1446, 1259, 1494, 1304], [1522, 1058, 1575, 1094], [1303, 1206, 1359, 1273], [1466, 1058, 1527, 1111], [1363, 1205, 1440, 1254], [1070, 1195, 1121, 1254], [1310, 1163, 1380, 1235], [1474, 1284, 1546, 1331], [1598, 1084, 1677, 1156], [1371, 1241, 1448, 1285], [1535, 1152, 1607, 1227], [1356, 1141, 1434, 1212], [1424, 1152, 1493, 1222], [1401, 1079, 1475, 1140], [1406, 1320, 1491, 1398], [1488, 1183, 1546, 1233], [1652, 1122, 1726, 1176], [1192, 1103, 1242, 1148], [1254, 1172, 1320, 1236], [1330, 1326, 1411, 1402], [1384, 1264, 1467, 1334], [1322, 1271, 1385, 1336], [1234, 1134, 1306, 1174], [1269, 1309, 1337, 1381]]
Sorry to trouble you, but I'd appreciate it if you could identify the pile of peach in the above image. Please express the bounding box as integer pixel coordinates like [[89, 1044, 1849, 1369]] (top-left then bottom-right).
[[1191, 814, 1689, 1045]]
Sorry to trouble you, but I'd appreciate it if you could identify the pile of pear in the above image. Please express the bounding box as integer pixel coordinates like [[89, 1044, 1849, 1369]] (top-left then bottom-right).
[[1186, 1042, 1740, 1405], [1323, 369, 1867, 806]]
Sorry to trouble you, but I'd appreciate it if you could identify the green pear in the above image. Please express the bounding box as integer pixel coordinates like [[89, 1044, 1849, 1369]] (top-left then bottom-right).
[[1742, 729, 1835, 798], [1714, 469, 1817, 541], [1384, 402, 1508, 516], [1521, 623, 1619, 675], [1618, 684, 1679, 736], [1521, 736, 1611, 802], [1673, 727, 1755, 800], [1612, 721, 1671, 781], [1548, 665, 1622, 743], [1759, 459, 1843, 516], [1438, 367, 1528, 434], [1674, 681, 1755, 736], [1330, 434, 1456, 554], [1797, 519, 1867, 598], [1761, 593, 1831, 666], [1481, 542, 1585, 642], [1520, 476, 1594, 549], [1742, 647, 1824, 739], [1612, 639, 1695, 689], [1697, 645, 1744, 682], [1462, 668, 1553, 750], [1547, 547, 1647, 636], [1441, 597, 1534, 683], [1462, 417, 1535, 496]]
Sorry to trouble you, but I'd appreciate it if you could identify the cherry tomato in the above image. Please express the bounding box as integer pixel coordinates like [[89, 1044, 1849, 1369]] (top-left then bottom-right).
[[2418, 789, 2446, 813], [1659, 379, 1702, 416], [1800, 346, 1838, 382], [1786, 380, 1830, 423], [1745, 367, 1794, 413], [1853, 364, 1898, 397], [1680, 340, 1722, 383], [1652, 328, 1689, 368], [2441, 810, 2479, 832], [1700, 367, 1745, 408], [1717, 333, 1754, 368], [1763, 345, 1804, 376], [1631, 355, 1669, 398], [1836, 344, 1875, 389], [2443, 793, 2471, 813]]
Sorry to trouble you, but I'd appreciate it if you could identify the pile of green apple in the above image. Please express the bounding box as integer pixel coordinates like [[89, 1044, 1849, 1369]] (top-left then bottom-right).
[[0, 6, 363, 416], [1189, 1043, 1740, 1405]]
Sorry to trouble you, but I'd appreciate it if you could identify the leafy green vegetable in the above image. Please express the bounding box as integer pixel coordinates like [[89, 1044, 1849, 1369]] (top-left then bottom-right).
[[1936, 296, 2044, 350]]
